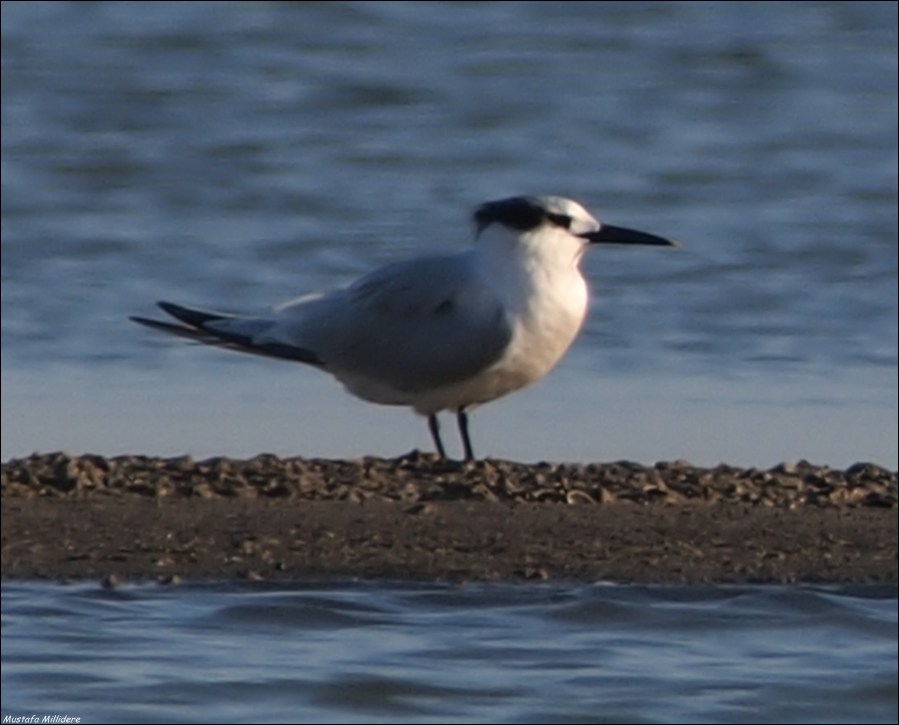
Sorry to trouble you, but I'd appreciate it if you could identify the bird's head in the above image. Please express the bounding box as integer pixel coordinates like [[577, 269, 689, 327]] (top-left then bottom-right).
[[474, 196, 676, 257]]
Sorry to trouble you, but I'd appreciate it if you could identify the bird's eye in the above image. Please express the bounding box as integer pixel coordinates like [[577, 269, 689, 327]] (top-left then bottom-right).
[[546, 212, 573, 230]]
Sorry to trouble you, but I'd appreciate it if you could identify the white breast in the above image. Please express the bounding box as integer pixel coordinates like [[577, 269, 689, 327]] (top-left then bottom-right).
[[408, 224, 590, 414]]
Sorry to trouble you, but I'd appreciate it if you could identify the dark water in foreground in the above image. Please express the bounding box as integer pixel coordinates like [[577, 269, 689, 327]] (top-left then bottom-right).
[[2, 581, 896, 724]]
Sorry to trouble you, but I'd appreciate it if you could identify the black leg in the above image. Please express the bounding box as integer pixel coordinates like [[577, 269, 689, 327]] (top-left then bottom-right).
[[457, 409, 474, 461], [428, 413, 447, 459]]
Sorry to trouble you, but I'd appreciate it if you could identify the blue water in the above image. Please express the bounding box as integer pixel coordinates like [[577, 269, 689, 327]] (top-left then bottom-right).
[[1, 5, 897, 722], [2, 581, 897, 724], [1, 0, 896, 466]]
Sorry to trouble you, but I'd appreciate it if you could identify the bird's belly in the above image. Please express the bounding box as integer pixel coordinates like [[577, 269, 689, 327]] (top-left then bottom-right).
[[331, 355, 537, 413], [330, 277, 588, 415], [409, 310, 584, 414]]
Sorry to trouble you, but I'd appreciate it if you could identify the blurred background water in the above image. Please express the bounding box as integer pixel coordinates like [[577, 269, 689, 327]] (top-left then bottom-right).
[[2, 5, 898, 723], [1, 1, 897, 466]]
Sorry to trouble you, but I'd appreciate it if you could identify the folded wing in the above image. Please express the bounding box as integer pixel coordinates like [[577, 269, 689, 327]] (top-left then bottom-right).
[[259, 254, 513, 393], [132, 252, 513, 397], [131, 302, 323, 365]]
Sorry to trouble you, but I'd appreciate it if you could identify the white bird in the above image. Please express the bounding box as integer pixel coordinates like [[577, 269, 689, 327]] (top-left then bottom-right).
[[132, 196, 675, 460]]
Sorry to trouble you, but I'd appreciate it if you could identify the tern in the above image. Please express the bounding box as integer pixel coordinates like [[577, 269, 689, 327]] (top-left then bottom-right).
[[132, 196, 675, 460]]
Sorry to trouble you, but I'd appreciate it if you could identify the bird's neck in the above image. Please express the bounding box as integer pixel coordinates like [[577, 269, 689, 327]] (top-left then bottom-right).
[[475, 227, 588, 320]]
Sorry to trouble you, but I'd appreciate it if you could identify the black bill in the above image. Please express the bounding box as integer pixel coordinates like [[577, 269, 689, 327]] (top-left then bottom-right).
[[581, 224, 677, 247]]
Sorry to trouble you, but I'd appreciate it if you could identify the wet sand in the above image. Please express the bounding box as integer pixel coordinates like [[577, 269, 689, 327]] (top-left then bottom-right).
[[2, 452, 896, 584]]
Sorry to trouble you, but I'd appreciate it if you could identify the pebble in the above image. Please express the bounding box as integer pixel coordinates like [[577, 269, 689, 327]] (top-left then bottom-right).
[[2, 452, 895, 509]]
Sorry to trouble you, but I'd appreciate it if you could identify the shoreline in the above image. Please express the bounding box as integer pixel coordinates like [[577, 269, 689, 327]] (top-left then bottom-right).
[[3, 453, 896, 584]]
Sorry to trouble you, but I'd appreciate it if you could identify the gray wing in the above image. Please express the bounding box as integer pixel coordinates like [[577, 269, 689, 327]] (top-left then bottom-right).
[[267, 252, 512, 392], [131, 302, 324, 365]]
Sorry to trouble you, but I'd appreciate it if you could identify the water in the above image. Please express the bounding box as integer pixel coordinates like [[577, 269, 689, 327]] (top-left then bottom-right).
[[1, 1, 896, 466], [1, 5, 897, 722], [2, 581, 896, 724]]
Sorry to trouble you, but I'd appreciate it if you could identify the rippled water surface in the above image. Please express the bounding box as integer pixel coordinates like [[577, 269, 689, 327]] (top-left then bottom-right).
[[2, 581, 897, 724]]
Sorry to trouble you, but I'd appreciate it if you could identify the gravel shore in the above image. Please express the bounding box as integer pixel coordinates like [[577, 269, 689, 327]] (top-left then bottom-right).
[[3, 452, 896, 584]]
